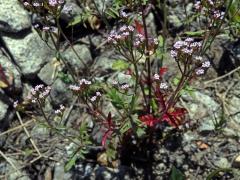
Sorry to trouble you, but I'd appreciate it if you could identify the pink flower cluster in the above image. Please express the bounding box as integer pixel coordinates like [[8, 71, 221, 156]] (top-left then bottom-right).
[[213, 10, 225, 20], [55, 104, 65, 115], [107, 25, 135, 44], [69, 79, 91, 93], [48, 0, 65, 6], [120, 9, 129, 18], [13, 100, 19, 108], [171, 38, 202, 59], [194, 1, 225, 21], [170, 38, 211, 76], [153, 74, 168, 90], [90, 91, 102, 102], [22, 0, 65, 8], [195, 60, 211, 75], [107, 24, 158, 54], [120, 83, 130, 90], [27, 84, 51, 103]]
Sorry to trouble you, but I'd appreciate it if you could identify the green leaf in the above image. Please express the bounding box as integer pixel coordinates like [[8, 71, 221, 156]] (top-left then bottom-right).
[[79, 121, 88, 136], [150, 99, 158, 112], [173, 77, 180, 86], [228, 0, 240, 23], [158, 35, 164, 47], [112, 60, 129, 71], [23, 148, 33, 157], [68, 15, 82, 27], [67, 12, 90, 27], [136, 127, 145, 137], [106, 147, 117, 160], [64, 154, 78, 172], [184, 30, 205, 36], [107, 88, 126, 109], [57, 72, 73, 84], [106, 8, 119, 19], [120, 121, 131, 134], [170, 166, 185, 180]]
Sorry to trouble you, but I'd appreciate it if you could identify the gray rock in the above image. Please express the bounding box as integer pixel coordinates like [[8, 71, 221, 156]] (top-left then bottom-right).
[[0, 0, 31, 33], [31, 124, 50, 139], [146, 13, 157, 37], [213, 157, 231, 168], [93, 0, 112, 13], [61, 1, 83, 22], [168, 15, 183, 29], [223, 127, 240, 138], [6, 158, 30, 180], [63, 44, 92, 71], [38, 58, 60, 85], [182, 131, 198, 144], [0, 51, 22, 91], [0, 99, 8, 123], [228, 96, 240, 124], [94, 52, 115, 73], [199, 116, 216, 132], [182, 91, 220, 119], [80, 35, 104, 48], [183, 91, 221, 132], [198, 91, 218, 107], [50, 79, 73, 106], [53, 164, 72, 180], [232, 155, 240, 168], [2, 29, 53, 77]]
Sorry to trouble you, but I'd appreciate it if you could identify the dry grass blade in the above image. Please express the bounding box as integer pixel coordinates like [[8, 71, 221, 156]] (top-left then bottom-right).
[[0, 119, 35, 137], [16, 112, 42, 162], [204, 66, 240, 85], [0, 150, 21, 175]]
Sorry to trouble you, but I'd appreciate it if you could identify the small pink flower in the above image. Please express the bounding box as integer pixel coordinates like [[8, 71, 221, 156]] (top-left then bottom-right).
[[182, 48, 193, 55], [120, 25, 127, 32], [153, 74, 160, 80], [13, 101, 18, 108], [128, 25, 134, 32], [194, 56, 203, 61], [202, 61, 210, 68], [69, 85, 81, 91], [160, 83, 168, 89], [55, 109, 61, 114], [90, 96, 97, 102], [174, 41, 184, 49], [194, 1, 201, 10], [122, 32, 130, 37], [58, 0, 65, 4], [120, 11, 128, 18], [34, 24, 40, 29], [23, 2, 30, 6], [170, 50, 177, 58], [43, 26, 50, 31], [207, 0, 214, 6], [185, 38, 194, 42], [96, 92, 102, 97], [60, 104, 65, 110], [134, 40, 141, 47], [120, 84, 129, 90], [49, 0, 58, 6], [196, 68, 204, 75], [33, 2, 41, 7]]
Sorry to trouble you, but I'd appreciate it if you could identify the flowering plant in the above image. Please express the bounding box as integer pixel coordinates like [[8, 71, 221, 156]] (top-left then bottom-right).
[[15, 0, 235, 170]]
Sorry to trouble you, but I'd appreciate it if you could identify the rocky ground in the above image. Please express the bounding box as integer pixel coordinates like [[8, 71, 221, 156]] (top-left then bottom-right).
[[0, 0, 240, 179]]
